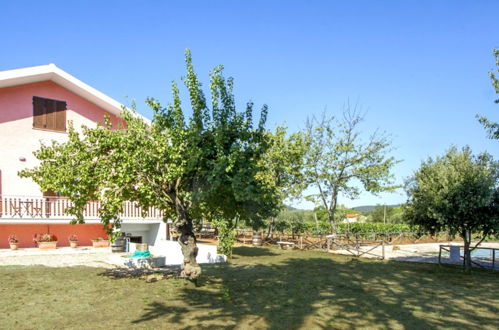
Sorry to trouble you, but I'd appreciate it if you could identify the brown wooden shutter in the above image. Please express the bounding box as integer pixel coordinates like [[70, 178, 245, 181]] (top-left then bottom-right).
[[55, 100, 66, 131], [45, 99, 56, 130], [33, 97, 45, 128], [33, 96, 67, 131]]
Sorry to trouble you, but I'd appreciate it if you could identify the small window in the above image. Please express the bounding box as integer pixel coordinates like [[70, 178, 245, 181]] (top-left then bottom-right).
[[33, 96, 66, 132]]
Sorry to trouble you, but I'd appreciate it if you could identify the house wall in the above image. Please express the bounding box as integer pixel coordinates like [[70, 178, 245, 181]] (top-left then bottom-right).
[[0, 223, 108, 249], [0, 80, 124, 197], [120, 222, 167, 246]]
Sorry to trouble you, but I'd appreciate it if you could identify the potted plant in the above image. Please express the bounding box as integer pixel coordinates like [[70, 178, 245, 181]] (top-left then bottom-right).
[[91, 237, 110, 248], [33, 233, 58, 250], [8, 235, 19, 250], [68, 234, 78, 248]]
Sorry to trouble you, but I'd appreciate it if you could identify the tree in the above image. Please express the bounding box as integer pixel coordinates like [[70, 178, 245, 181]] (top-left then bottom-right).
[[478, 48, 499, 139], [368, 204, 405, 224], [259, 127, 306, 238], [303, 106, 399, 234], [20, 50, 276, 281], [404, 146, 499, 272], [369, 205, 395, 223]]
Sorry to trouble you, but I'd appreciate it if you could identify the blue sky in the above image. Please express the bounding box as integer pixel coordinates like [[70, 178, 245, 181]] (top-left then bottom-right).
[[1, 1, 498, 209]]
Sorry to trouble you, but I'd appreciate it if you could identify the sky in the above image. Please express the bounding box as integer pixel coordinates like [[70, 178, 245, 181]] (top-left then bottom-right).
[[1, 1, 498, 209]]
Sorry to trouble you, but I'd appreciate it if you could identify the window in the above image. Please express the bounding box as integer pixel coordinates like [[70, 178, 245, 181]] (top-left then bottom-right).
[[33, 96, 66, 132]]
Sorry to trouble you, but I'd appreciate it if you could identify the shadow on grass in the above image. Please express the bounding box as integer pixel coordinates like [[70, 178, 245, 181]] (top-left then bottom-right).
[[231, 246, 278, 257], [132, 302, 188, 324], [132, 247, 499, 328], [99, 266, 181, 279]]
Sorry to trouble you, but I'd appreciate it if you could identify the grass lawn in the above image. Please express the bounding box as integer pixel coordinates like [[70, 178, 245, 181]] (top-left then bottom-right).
[[1, 247, 498, 329]]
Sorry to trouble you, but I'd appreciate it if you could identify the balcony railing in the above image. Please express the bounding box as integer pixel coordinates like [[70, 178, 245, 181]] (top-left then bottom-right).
[[0, 196, 164, 220]]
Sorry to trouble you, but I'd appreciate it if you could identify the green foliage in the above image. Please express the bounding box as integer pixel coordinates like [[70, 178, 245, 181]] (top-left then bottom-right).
[[368, 204, 405, 224], [404, 146, 499, 270], [212, 218, 236, 258], [404, 146, 498, 238], [335, 222, 413, 234], [268, 206, 415, 235], [19, 51, 278, 279], [490, 48, 499, 104], [303, 106, 399, 233], [251, 127, 306, 232], [477, 48, 499, 139]]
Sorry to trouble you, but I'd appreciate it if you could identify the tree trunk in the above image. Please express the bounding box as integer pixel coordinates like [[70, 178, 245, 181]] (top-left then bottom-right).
[[328, 212, 336, 235], [265, 217, 275, 240], [174, 198, 201, 281], [328, 189, 339, 235], [462, 230, 472, 273], [328, 202, 337, 235]]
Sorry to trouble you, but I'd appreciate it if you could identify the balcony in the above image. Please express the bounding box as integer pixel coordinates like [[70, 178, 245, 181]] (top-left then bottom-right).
[[0, 195, 165, 221]]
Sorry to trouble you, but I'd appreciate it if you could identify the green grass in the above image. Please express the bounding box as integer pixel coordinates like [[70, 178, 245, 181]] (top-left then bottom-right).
[[1, 247, 498, 329]]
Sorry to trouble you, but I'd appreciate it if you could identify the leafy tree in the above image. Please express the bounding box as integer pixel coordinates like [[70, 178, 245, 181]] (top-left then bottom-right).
[[20, 50, 276, 280], [478, 48, 499, 139], [367, 204, 404, 223], [404, 146, 499, 271], [303, 106, 399, 234], [259, 127, 306, 238], [369, 205, 395, 223]]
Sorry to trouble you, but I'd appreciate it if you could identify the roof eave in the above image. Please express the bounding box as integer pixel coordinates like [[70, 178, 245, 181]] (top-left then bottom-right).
[[0, 64, 149, 122]]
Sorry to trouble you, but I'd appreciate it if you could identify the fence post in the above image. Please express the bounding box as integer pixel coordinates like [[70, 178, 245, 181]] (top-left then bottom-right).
[[438, 245, 442, 265], [493, 249, 496, 270]]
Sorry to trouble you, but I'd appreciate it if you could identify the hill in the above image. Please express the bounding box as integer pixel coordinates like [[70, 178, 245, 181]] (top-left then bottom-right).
[[351, 204, 401, 214]]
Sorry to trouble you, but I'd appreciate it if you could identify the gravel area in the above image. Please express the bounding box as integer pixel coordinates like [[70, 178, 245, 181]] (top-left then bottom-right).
[[0, 247, 119, 268], [2, 242, 498, 268]]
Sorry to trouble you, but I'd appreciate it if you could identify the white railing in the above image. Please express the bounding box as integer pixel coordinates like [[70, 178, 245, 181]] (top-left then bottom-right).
[[0, 195, 164, 220]]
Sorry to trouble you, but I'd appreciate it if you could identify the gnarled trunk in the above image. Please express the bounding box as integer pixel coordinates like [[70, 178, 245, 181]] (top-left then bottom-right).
[[178, 224, 201, 281], [174, 198, 201, 281]]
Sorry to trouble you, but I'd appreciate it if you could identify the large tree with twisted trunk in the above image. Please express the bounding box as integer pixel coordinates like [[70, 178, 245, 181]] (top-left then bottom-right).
[[20, 50, 276, 281]]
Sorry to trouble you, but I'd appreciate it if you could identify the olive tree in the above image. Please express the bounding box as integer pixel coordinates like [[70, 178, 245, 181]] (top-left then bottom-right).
[[404, 146, 499, 271], [20, 50, 276, 281]]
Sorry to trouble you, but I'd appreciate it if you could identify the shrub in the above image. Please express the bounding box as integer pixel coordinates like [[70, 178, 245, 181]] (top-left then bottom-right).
[[33, 234, 57, 243], [212, 219, 236, 258]]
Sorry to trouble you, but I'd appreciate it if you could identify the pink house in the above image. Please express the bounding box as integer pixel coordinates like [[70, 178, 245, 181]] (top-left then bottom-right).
[[0, 64, 167, 248]]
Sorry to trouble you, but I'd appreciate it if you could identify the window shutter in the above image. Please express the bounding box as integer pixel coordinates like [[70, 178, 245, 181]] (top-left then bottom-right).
[[32, 96, 67, 131], [33, 97, 45, 128], [55, 101, 66, 131], [45, 99, 56, 130]]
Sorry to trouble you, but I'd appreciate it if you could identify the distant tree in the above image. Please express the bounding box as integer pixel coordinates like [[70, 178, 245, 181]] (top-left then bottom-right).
[[389, 206, 405, 224], [404, 146, 499, 272], [303, 106, 399, 234], [368, 205, 405, 224], [477, 48, 499, 139], [370, 205, 394, 223], [20, 50, 276, 281]]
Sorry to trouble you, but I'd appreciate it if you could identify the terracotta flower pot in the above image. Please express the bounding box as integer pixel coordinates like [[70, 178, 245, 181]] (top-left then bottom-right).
[[92, 240, 110, 248], [9, 243, 19, 250], [69, 241, 78, 248], [38, 241, 58, 250]]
